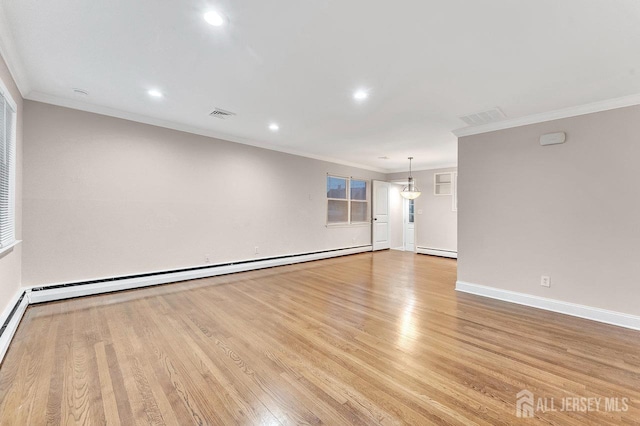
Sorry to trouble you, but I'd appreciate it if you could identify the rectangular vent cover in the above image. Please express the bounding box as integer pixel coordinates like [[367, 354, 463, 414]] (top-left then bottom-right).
[[209, 108, 237, 119], [459, 107, 506, 126]]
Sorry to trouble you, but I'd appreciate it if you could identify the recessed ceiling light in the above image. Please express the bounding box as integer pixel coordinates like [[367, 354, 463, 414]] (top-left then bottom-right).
[[148, 89, 163, 98], [269, 123, 280, 131], [204, 11, 225, 26], [353, 90, 369, 101]]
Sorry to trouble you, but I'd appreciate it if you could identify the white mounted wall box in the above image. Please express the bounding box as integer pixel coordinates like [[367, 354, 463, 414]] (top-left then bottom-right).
[[540, 132, 566, 146]]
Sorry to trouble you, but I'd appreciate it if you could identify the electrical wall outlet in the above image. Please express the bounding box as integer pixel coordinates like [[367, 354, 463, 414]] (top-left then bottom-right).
[[254, 246, 259, 254], [540, 276, 551, 287], [205, 255, 210, 264]]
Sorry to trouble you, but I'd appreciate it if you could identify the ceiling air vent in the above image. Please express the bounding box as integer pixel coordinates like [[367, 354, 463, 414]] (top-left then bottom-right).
[[209, 108, 236, 119], [459, 107, 506, 126]]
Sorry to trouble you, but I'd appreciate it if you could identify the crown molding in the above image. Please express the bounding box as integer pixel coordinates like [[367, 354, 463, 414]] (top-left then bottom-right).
[[452, 93, 640, 138], [26, 91, 388, 174], [0, 5, 30, 97], [385, 163, 458, 174]]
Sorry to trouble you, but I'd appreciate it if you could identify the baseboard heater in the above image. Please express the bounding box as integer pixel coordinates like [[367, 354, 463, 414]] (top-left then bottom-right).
[[0, 245, 373, 364], [0, 291, 29, 365], [0, 292, 25, 339], [416, 246, 458, 259], [28, 245, 373, 304]]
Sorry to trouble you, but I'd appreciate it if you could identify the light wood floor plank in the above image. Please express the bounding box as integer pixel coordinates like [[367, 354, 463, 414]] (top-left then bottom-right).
[[1, 251, 639, 424]]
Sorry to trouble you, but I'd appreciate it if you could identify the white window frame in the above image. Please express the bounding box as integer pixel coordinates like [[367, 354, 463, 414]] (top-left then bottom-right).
[[0, 75, 17, 254], [326, 174, 370, 226]]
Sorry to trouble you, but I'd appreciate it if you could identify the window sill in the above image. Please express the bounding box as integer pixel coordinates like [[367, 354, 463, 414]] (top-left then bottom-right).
[[326, 222, 370, 228], [0, 240, 21, 258]]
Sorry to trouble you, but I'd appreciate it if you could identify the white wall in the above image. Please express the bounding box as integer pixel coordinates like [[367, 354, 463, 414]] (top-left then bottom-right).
[[0, 52, 22, 317], [458, 105, 640, 316], [23, 101, 384, 286], [387, 167, 458, 253]]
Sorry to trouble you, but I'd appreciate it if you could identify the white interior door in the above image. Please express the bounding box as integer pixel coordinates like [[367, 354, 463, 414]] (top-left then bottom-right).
[[372, 180, 390, 251]]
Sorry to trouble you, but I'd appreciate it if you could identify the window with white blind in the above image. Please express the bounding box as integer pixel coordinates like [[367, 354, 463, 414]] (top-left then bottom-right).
[[326, 175, 369, 225], [0, 81, 17, 251]]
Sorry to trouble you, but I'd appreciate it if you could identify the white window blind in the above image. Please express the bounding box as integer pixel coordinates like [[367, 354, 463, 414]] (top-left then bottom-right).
[[0, 87, 16, 249]]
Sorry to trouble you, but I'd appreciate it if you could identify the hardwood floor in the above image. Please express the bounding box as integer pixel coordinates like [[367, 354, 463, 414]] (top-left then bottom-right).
[[1, 251, 639, 425]]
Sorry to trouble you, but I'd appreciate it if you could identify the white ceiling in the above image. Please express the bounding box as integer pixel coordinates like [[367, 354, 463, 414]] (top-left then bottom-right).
[[2, 0, 640, 172]]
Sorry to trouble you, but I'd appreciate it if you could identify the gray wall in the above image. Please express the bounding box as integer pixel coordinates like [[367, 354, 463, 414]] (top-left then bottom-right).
[[387, 167, 458, 253], [458, 105, 640, 316], [0, 52, 22, 316], [23, 101, 385, 286]]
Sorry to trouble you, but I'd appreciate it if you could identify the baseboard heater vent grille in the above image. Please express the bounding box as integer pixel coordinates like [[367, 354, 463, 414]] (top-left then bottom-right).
[[0, 291, 29, 365], [0, 292, 25, 339]]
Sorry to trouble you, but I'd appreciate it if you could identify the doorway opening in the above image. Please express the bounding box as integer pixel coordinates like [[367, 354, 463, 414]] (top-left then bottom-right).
[[404, 198, 415, 252]]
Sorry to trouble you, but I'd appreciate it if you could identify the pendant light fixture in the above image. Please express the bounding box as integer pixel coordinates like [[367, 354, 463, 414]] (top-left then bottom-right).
[[400, 157, 421, 200]]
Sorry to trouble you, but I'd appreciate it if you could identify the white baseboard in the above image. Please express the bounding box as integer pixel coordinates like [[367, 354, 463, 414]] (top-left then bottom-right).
[[456, 280, 640, 331], [0, 291, 29, 364], [417, 247, 457, 259], [390, 246, 405, 251], [28, 246, 373, 304]]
